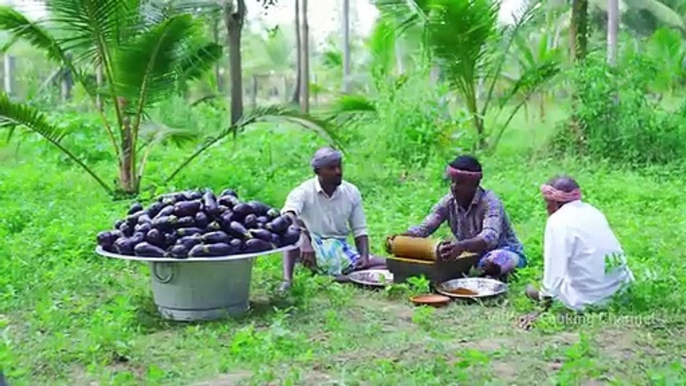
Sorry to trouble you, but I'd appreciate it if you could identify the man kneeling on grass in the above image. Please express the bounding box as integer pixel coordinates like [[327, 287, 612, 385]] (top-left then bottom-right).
[[278, 147, 386, 292], [521, 175, 634, 326]]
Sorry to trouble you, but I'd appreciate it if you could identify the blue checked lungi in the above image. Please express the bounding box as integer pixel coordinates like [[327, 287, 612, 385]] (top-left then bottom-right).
[[309, 233, 360, 276]]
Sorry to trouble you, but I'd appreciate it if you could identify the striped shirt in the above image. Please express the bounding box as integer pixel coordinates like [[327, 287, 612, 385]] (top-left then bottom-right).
[[406, 188, 524, 256]]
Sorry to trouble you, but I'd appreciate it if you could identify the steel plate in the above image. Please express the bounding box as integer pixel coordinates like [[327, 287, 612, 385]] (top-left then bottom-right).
[[435, 277, 508, 299], [348, 269, 394, 287]]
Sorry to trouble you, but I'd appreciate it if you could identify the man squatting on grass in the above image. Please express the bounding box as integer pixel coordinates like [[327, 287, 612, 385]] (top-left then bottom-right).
[[525, 175, 634, 315], [394, 155, 527, 280], [278, 147, 386, 292]]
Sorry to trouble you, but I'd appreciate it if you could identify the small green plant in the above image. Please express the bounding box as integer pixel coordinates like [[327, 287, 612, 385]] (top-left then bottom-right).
[[406, 275, 432, 296]]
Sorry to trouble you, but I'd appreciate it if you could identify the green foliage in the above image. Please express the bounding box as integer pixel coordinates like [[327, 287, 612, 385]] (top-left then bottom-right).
[[552, 53, 686, 165]]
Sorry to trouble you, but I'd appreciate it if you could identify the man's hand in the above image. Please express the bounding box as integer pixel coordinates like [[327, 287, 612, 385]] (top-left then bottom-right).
[[438, 241, 464, 261], [300, 237, 317, 270], [354, 256, 370, 270], [518, 311, 540, 330]]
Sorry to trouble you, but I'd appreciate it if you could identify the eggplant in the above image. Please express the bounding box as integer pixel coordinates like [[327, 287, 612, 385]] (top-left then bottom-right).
[[230, 238, 243, 251], [164, 232, 178, 247], [220, 188, 237, 198], [154, 205, 174, 220], [256, 216, 269, 225], [218, 195, 239, 208], [270, 233, 281, 246], [247, 201, 270, 216], [126, 210, 146, 226], [128, 202, 143, 215], [279, 226, 301, 246], [206, 221, 222, 232], [146, 228, 165, 247], [195, 212, 209, 228], [267, 208, 280, 219], [119, 222, 133, 237], [97, 231, 116, 249], [134, 222, 152, 234], [176, 235, 202, 249], [147, 202, 164, 218], [227, 221, 251, 239], [189, 243, 238, 257], [138, 214, 152, 225], [249, 228, 274, 242], [202, 191, 219, 215], [177, 227, 203, 237], [201, 231, 231, 244], [244, 238, 274, 253], [114, 219, 124, 229], [167, 244, 189, 259], [266, 215, 290, 234], [152, 215, 179, 230], [114, 237, 137, 255], [243, 214, 258, 229], [110, 230, 124, 240], [176, 216, 196, 228], [232, 203, 253, 218], [131, 231, 146, 244], [173, 200, 202, 217], [134, 242, 166, 257], [160, 195, 177, 206], [217, 205, 230, 214]]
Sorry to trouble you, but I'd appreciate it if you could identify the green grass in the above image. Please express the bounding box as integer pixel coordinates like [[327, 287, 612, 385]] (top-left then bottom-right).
[[2, 101, 686, 385]]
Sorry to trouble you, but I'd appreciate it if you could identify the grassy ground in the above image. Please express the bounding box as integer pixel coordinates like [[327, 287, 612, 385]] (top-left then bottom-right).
[[2, 102, 686, 385]]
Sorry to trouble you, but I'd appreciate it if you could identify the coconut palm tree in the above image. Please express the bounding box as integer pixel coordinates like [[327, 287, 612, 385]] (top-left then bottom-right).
[[0, 0, 338, 197]]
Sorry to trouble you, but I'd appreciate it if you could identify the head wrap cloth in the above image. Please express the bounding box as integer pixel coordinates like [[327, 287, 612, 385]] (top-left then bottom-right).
[[311, 147, 342, 169], [540, 184, 582, 203], [445, 165, 482, 181]]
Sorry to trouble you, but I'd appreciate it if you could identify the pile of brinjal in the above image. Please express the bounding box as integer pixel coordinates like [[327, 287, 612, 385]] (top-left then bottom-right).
[[96, 188, 301, 258]]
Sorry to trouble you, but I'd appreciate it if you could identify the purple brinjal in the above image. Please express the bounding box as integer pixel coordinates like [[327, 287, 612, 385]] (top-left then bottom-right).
[[114, 237, 137, 255], [243, 214, 258, 229], [244, 238, 274, 253], [248, 228, 274, 242], [147, 202, 164, 218], [119, 222, 134, 237], [134, 222, 152, 234], [114, 219, 124, 229], [205, 221, 222, 232], [217, 205, 229, 214], [153, 205, 174, 220], [201, 231, 231, 244], [256, 216, 269, 225], [176, 227, 203, 237], [189, 243, 237, 257], [164, 232, 177, 247], [227, 221, 251, 239], [97, 231, 116, 249], [127, 202, 143, 215], [173, 200, 202, 217], [232, 203, 253, 219], [202, 191, 219, 216], [167, 244, 189, 259], [279, 226, 301, 247], [137, 213, 152, 225], [126, 210, 146, 226], [134, 242, 166, 257], [220, 188, 237, 198], [176, 216, 196, 228], [266, 215, 290, 234], [267, 207, 280, 219], [131, 232, 146, 245], [146, 228, 165, 247], [246, 201, 270, 216], [195, 212, 209, 228], [176, 235, 202, 249], [152, 215, 179, 231]]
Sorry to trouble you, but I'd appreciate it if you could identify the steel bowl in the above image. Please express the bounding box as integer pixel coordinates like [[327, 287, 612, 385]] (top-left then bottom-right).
[[435, 277, 508, 299], [348, 269, 394, 287]]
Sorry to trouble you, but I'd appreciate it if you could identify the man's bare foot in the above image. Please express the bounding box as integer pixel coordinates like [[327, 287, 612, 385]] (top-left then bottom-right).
[[526, 284, 540, 301], [277, 280, 292, 294]]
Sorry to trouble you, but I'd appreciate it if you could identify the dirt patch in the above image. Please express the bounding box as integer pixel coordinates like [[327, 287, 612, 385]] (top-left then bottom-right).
[[491, 361, 518, 379], [354, 298, 415, 321]]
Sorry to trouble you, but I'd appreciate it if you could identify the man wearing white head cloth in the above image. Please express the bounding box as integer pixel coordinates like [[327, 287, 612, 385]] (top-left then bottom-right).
[[520, 175, 634, 327], [278, 147, 386, 291]]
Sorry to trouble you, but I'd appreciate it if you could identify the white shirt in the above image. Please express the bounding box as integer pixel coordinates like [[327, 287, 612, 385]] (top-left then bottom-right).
[[281, 177, 368, 239], [542, 200, 634, 311]]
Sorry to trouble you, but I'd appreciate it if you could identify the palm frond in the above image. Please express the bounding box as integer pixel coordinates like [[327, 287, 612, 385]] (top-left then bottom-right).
[[165, 106, 343, 183], [0, 7, 67, 61], [0, 93, 112, 194]]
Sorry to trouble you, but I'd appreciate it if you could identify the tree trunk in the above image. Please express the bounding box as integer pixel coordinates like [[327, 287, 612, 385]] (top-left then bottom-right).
[[299, 0, 310, 113], [95, 64, 104, 111], [117, 98, 137, 195], [291, 0, 301, 105], [342, 0, 351, 93], [224, 0, 246, 125], [4, 55, 15, 96], [607, 0, 618, 66], [571, 0, 588, 62], [213, 16, 225, 93]]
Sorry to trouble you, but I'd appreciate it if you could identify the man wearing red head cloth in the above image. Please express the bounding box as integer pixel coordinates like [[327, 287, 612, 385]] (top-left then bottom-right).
[[525, 175, 634, 313], [396, 155, 527, 279]]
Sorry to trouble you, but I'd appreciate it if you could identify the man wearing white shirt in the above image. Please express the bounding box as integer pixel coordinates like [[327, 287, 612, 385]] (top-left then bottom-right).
[[525, 175, 634, 314], [278, 147, 385, 292]]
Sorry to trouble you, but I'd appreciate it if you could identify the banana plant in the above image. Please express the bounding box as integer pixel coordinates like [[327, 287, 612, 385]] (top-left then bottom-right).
[[0, 0, 338, 198], [374, 0, 560, 150]]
